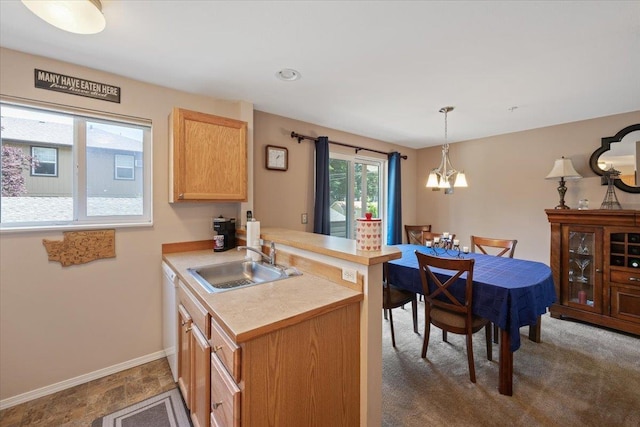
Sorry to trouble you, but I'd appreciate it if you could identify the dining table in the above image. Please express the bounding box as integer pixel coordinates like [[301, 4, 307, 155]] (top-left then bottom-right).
[[386, 244, 557, 396]]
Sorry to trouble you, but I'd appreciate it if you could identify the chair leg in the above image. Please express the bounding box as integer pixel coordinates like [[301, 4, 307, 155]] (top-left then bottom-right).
[[485, 323, 492, 362], [493, 322, 499, 344], [411, 298, 418, 334], [466, 330, 476, 383], [384, 308, 388, 320], [389, 309, 396, 348], [442, 330, 448, 342], [421, 310, 431, 358]]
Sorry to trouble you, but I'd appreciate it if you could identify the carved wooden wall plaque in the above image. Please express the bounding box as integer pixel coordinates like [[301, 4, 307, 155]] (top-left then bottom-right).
[[43, 229, 116, 266]]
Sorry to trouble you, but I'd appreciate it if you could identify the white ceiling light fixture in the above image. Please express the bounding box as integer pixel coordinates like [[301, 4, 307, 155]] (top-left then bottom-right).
[[21, 0, 106, 34], [276, 68, 301, 82], [425, 106, 468, 194]]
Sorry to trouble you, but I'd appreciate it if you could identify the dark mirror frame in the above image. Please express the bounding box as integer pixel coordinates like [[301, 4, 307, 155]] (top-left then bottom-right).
[[589, 123, 640, 194]]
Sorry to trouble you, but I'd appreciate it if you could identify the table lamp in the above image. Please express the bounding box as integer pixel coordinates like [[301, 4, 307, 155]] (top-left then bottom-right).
[[545, 156, 582, 209]]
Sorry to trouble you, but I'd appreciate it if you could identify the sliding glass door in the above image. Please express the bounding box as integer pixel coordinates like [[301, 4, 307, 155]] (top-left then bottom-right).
[[329, 153, 383, 239]]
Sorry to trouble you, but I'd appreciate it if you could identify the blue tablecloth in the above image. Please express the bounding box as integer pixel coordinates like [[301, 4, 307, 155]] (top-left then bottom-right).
[[386, 245, 557, 351]]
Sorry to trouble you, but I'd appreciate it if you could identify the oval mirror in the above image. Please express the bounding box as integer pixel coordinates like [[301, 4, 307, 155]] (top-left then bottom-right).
[[589, 124, 640, 193]]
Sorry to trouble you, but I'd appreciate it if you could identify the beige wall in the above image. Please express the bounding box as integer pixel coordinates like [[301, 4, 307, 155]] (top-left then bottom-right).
[[253, 111, 418, 232], [416, 111, 640, 263], [2, 45, 639, 405], [0, 48, 253, 401]]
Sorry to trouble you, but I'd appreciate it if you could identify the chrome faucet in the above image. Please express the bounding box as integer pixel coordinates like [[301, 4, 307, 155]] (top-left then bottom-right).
[[237, 242, 276, 265]]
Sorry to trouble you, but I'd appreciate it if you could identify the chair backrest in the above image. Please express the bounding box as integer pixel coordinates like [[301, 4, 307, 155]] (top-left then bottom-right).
[[405, 225, 432, 244], [415, 251, 475, 315], [471, 236, 517, 258]]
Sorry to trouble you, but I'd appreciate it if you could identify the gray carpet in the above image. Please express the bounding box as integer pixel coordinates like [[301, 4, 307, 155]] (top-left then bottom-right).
[[91, 388, 190, 427], [382, 301, 640, 427]]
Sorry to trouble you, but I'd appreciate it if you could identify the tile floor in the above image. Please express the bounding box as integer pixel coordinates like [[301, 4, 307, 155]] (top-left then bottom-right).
[[0, 358, 176, 427]]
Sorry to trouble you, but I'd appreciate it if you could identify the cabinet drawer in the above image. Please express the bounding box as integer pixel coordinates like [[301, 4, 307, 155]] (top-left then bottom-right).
[[610, 270, 640, 286], [211, 353, 241, 427], [179, 281, 210, 338], [610, 285, 640, 324], [210, 319, 241, 383]]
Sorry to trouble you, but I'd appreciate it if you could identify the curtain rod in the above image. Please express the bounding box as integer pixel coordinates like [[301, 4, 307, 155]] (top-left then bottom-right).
[[290, 131, 408, 159]]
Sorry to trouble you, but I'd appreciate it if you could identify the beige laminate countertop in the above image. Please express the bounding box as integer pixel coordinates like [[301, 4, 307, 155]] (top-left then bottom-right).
[[248, 227, 401, 265], [163, 249, 364, 344]]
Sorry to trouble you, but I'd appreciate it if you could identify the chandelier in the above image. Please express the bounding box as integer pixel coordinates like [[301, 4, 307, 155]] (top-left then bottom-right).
[[425, 106, 468, 192]]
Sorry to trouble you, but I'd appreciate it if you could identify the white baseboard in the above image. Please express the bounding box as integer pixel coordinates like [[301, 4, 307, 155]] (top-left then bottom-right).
[[0, 350, 168, 411]]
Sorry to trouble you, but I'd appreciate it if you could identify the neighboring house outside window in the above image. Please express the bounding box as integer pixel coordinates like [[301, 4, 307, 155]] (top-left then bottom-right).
[[31, 146, 58, 177], [114, 154, 134, 180], [0, 101, 152, 230]]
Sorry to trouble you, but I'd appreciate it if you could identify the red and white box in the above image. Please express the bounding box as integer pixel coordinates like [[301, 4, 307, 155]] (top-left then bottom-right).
[[356, 213, 382, 251]]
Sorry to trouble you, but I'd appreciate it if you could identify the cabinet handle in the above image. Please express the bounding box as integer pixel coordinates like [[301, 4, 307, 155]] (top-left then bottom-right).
[[212, 401, 223, 409], [185, 327, 192, 333], [595, 269, 602, 273], [213, 345, 223, 353], [630, 277, 640, 281], [178, 193, 184, 200]]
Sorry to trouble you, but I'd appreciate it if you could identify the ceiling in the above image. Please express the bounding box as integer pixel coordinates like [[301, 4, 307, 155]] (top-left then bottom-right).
[[1, 0, 639, 149]]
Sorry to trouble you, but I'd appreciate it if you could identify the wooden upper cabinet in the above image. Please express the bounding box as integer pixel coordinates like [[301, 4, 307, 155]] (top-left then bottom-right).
[[170, 107, 248, 202]]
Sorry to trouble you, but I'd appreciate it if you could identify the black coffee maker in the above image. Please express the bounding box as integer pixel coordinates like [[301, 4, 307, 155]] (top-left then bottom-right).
[[213, 216, 236, 252]]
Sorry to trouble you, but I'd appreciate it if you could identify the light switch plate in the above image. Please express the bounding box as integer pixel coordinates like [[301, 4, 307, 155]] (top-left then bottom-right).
[[301, 213, 308, 224]]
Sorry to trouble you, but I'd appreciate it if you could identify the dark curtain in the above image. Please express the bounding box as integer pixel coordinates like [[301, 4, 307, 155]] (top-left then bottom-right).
[[313, 136, 331, 235], [387, 151, 402, 244]]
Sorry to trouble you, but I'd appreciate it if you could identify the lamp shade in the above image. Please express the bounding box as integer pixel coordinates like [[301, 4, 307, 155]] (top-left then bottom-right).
[[545, 157, 582, 180], [22, 0, 106, 34], [426, 171, 439, 187], [454, 171, 468, 187]]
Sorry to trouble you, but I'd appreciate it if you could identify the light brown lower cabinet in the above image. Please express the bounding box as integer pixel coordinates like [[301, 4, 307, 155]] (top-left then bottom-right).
[[191, 325, 211, 427], [178, 281, 211, 427], [177, 280, 360, 426], [177, 304, 191, 405], [209, 302, 361, 427]]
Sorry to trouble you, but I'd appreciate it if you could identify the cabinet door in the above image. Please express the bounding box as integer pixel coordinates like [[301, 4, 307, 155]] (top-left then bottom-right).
[[191, 324, 211, 427], [563, 225, 603, 313], [170, 107, 247, 202], [610, 284, 640, 324], [177, 304, 192, 408]]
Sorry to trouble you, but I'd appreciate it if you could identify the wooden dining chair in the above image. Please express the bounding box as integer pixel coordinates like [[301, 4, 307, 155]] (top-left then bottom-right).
[[471, 235, 518, 258], [471, 235, 518, 342], [405, 225, 432, 244], [383, 262, 418, 347], [415, 251, 492, 383]]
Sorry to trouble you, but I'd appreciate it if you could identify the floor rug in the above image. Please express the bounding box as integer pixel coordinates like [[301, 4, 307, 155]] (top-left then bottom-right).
[[91, 388, 191, 427]]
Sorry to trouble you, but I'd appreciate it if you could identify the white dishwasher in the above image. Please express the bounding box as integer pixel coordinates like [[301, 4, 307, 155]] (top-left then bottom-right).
[[162, 261, 178, 382]]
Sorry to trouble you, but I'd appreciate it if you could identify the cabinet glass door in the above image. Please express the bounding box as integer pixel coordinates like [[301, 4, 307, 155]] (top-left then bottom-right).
[[568, 230, 597, 309]]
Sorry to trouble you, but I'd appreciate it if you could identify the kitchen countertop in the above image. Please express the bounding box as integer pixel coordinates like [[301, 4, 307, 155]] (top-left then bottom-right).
[[163, 248, 364, 344], [260, 228, 401, 265]]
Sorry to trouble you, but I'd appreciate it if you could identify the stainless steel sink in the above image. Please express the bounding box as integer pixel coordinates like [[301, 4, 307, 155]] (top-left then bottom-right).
[[187, 259, 301, 293]]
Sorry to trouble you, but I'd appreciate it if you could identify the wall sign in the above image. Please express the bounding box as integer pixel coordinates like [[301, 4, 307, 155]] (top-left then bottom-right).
[[34, 69, 121, 103]]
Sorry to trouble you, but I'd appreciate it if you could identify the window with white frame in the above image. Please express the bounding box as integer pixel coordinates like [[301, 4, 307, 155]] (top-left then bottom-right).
[[114, 154, 135, 180], [31, 146, 58, 176], [328, 152, 384, 239], [0, 101, 152, 230]]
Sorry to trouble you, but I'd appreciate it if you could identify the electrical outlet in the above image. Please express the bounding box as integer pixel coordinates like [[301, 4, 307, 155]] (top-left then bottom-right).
[[301, 213, 308, 224], [342, 267, 357, 283]]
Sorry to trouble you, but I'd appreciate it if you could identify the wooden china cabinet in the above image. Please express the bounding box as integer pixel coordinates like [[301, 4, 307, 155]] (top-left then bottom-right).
[[546, 209, 640, 335]]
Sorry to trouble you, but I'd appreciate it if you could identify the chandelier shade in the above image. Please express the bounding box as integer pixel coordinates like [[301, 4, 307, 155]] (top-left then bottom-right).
[[425, 106, 467, 192]]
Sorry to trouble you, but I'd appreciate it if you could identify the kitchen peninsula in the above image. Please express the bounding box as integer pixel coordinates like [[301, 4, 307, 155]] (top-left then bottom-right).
[[163, 228, 401, 426]]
